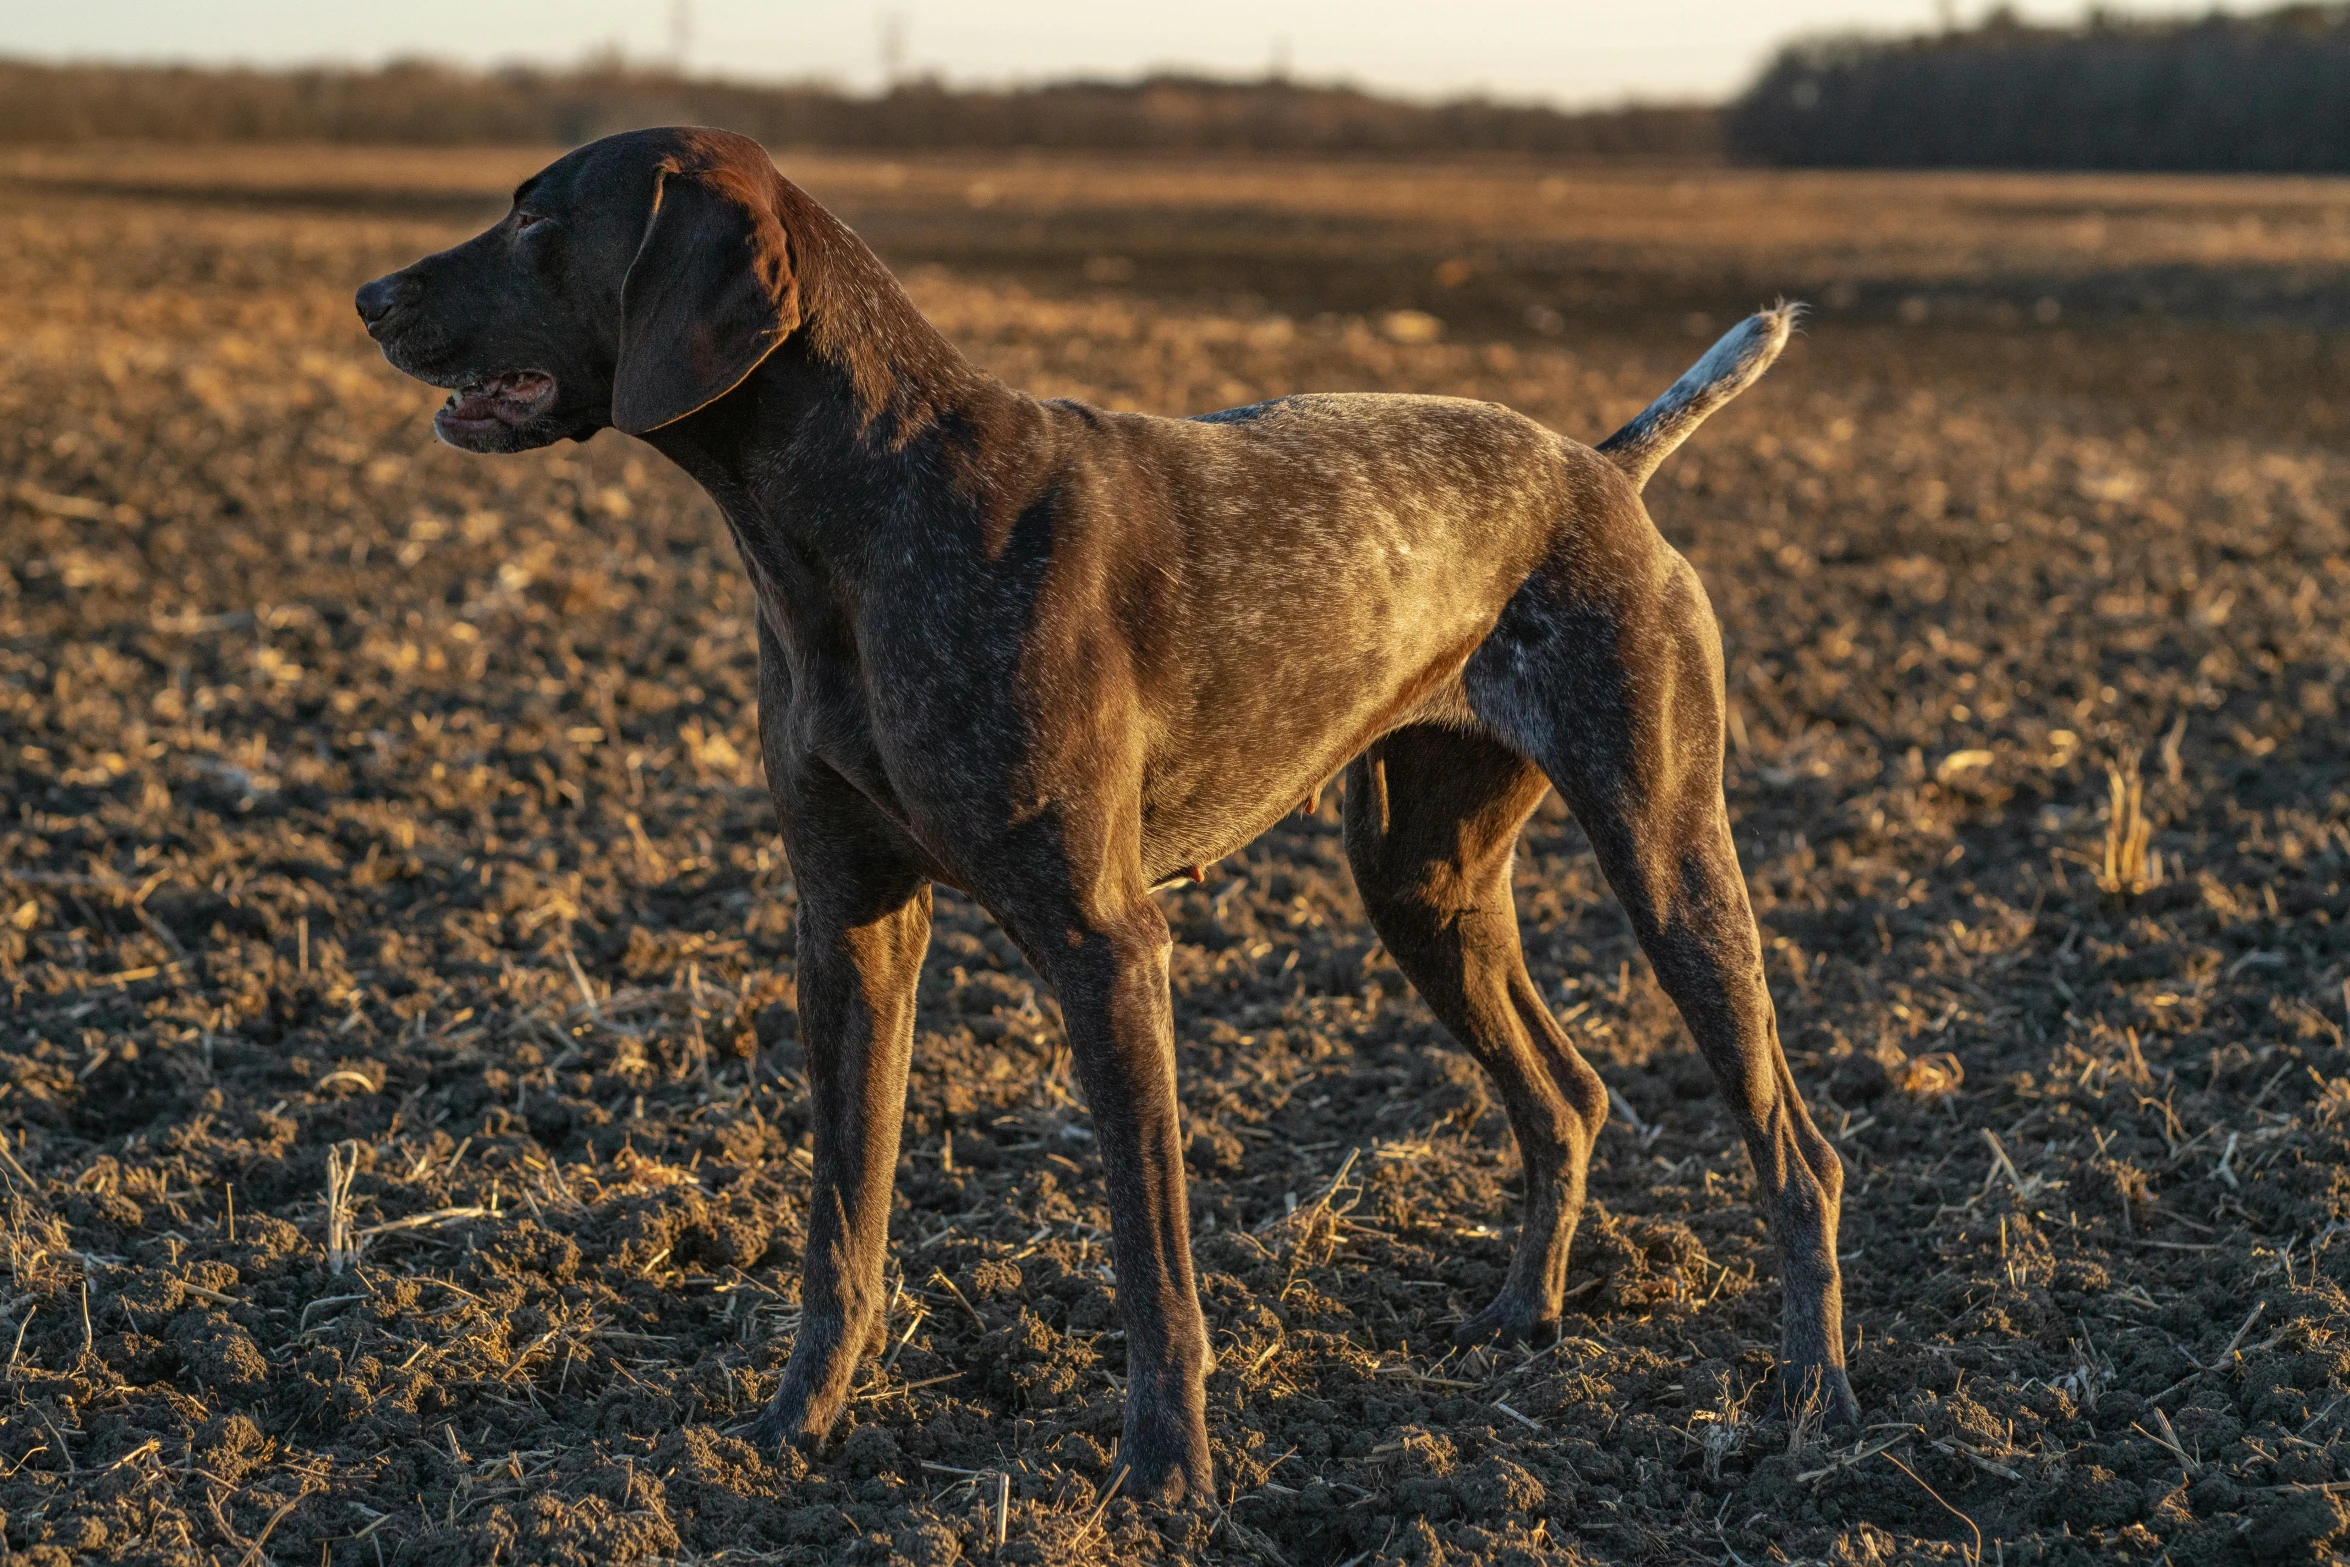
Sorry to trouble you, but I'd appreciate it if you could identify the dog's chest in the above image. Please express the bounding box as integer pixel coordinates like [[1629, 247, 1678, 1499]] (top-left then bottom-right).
[[749, 576, 1015, 863]]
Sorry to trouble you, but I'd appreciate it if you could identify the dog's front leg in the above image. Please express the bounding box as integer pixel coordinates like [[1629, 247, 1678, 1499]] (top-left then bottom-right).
[[1027, 897, 1215, 1508], [750, 767, 933, 1454]]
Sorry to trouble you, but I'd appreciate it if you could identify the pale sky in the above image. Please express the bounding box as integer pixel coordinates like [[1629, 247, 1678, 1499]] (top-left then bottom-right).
[[0, 2, 2253, 106]]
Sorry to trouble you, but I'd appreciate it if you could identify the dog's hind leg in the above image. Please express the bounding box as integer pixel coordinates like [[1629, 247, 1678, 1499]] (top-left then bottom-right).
[[1468, 543, 1857, 1426], [748, 754, 934, 1454], [1342, 725, 1612, 1347]]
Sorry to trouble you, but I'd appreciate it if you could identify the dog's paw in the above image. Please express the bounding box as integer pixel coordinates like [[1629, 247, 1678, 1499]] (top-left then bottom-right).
[[1775, 1362, 1861, 1431], [1118, 1407, 1215, 1510], [746, 1392, 834, 1455], [1453, 1297, 1564, 1351]]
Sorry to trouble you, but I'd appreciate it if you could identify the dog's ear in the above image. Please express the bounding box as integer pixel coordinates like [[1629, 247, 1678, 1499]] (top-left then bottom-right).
[[613, 165, 801, 436]]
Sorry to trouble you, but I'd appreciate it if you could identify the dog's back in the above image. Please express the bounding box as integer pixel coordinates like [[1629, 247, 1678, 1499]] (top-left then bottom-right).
[[1003, 325, 1790, 881]]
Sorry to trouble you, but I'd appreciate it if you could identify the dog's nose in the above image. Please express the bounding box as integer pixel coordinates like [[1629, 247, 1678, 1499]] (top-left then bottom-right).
[[354, 273, 416, 334]]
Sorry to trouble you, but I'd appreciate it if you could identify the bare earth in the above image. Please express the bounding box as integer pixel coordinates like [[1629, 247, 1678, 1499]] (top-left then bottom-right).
[[1, 147, 2348, 1567]]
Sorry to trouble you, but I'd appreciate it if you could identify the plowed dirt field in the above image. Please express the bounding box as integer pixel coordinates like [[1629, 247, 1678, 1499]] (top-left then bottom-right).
[[1, 148, 2347, 1566]]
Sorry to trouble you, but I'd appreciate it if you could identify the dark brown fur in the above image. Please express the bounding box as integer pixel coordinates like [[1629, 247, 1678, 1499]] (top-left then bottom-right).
[[356, 126, 1855, 1506]]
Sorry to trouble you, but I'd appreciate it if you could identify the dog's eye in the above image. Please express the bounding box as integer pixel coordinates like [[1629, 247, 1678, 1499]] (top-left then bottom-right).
[[514, 211, 550, 232]]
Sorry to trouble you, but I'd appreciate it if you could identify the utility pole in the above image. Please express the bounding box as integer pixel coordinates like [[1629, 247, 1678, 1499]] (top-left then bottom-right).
[[670, 0, 693, 73], [880, 12, 908, 90]]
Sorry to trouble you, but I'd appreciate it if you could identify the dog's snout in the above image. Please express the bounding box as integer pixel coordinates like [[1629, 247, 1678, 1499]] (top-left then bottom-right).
[[354, 273, 417, 334]]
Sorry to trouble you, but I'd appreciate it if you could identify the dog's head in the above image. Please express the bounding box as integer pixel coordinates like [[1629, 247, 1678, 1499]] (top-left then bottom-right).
[[356, 127, 802, 452]]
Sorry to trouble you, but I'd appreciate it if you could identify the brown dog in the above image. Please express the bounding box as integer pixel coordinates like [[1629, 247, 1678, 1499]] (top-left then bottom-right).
[[357, 126, 1854, 1505]]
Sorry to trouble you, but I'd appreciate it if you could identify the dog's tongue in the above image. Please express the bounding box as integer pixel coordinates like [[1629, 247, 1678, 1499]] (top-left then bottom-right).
[[448, 371, 554, 424], [446, 387, 500, 421]]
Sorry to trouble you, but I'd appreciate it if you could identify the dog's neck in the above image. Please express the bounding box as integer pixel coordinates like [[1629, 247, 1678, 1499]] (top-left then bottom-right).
[[644, 186, 1024, 570], [777, 180, 992, 438]]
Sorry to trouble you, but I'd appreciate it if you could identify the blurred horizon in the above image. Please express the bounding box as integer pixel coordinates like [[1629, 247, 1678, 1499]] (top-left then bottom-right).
[[0, 0, 2293, 107]]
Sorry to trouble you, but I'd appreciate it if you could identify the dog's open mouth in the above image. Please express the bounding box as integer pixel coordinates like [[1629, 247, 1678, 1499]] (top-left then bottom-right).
[[435, 371, 557, 439]]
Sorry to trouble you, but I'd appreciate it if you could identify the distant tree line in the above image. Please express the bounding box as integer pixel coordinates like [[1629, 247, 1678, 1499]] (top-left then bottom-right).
[[0, 57, 1719, 158], [1731, 4, 2350, 171]]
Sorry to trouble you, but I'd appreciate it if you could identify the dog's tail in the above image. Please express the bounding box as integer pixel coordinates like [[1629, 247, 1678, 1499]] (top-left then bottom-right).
[[1596, 302, 1801, 491]]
